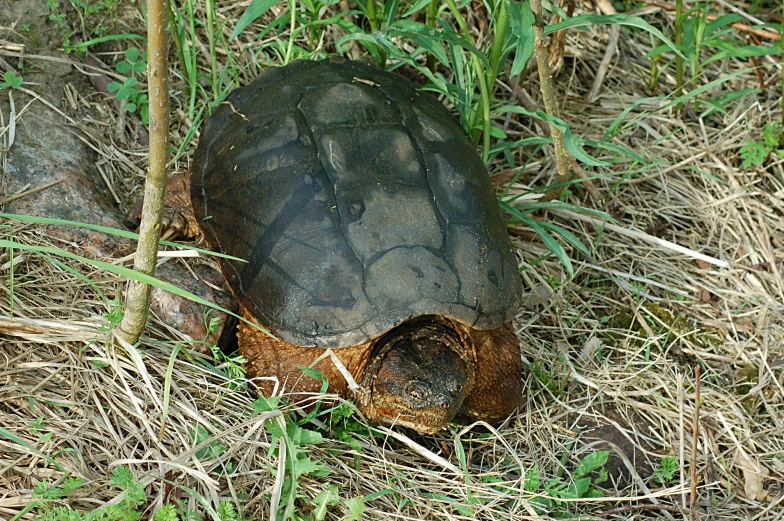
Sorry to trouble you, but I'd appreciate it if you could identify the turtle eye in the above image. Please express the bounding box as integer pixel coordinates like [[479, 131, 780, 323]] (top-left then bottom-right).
[[406, 382, 427, 403]]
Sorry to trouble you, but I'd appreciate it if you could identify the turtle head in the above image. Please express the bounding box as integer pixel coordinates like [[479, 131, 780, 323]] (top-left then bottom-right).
[[360, 316, 473, 434]]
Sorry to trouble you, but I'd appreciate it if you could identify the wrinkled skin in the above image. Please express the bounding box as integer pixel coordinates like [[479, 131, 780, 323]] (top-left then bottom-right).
[[238, 308, 523, 433]]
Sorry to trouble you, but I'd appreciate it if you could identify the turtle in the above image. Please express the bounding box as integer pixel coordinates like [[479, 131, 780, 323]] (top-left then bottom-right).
[[170, 58, 524, 434]]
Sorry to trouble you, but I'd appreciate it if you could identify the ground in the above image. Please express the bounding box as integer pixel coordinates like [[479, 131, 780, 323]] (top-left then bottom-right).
[[1, 1, 783, 520]]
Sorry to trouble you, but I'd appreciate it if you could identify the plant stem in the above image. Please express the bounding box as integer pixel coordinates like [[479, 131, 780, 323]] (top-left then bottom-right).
[[475, 53, 491, 163], [117, 0, 170, 344], [285, 0, 297, 64], [675, 0, 684, 110], [529, 0, 570, 201], [366, 0, 378, 30], [690, 365, 701, 521], [426, 0, 439, 72], [364, 0, 386, 66], [205, 0, 218, 101], [487, 0, 509, 87], [467, 0, 511, 151], [649, 53, 660, 92]]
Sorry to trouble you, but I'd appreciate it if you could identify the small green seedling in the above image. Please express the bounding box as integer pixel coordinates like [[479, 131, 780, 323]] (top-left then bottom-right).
[[653, 456, 679, 485], [107, 47, 150, 124], [528, 451, 610, 514], [0, 71, 23, 89], [28, 416, 54, 443], [739, 122, 784, 168]]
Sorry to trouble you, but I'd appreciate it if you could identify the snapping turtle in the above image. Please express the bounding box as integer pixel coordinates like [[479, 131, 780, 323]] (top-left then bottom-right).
[[175, 58, 523, 433]]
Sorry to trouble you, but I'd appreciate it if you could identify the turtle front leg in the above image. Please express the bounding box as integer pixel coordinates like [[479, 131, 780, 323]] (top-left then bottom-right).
[[238, 308, 370, 400], [126, 172, 202, 240], [462, 324, 523, 424]]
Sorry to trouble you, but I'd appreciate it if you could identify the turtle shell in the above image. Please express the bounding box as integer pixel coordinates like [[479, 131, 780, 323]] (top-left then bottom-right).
[[191, 58, 522, 348]]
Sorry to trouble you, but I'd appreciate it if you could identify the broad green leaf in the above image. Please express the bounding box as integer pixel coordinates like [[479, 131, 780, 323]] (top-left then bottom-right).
[[382, 0, 400, 29], [703, 13, 743, 37], [116, 61, 132, 74], [292, 454, 330, 478], [386, 21, 450, 66], [586, 139, 650, 163], [660, 67, 748, 111], [257, 10, 290, 40], [566, 476, 592, 498], [740, 141, 766, 168], [523, 216, 574, 276], [293, 427, 324, 445], [125, 46, 139, 62], [538, 221, 590, 256], [337, 32, 383, 52], [524, 466, 541, 492], [433, 19, 490, 67], [600, 95, 661, 141], [312, 485, 339, 521], [508, 0, 535, 77], [703, 44, 782, 66], [410, 34, 450, 66], [574, 451, 609, 478], [700, 88, 759, 118], [344, 496, 365, 521]]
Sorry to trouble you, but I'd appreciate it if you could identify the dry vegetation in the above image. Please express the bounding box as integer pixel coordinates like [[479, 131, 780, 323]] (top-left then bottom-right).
[[1, 1, 784, 520]]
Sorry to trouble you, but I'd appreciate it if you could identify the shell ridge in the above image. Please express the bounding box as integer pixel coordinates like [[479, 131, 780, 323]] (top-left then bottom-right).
[[381, 87, 465, 305], [293, 100, 382, 331]]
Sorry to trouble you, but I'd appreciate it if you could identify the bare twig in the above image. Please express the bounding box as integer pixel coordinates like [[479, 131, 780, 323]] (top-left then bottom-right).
[[510, 75, 551, 137], [547, 0, 576, 74], [116, 0, 170, 344], [690, 365, 702, 520], [0, 179, 65, 206], [569, 157, 602, 201], [529, 0, 571, 201]]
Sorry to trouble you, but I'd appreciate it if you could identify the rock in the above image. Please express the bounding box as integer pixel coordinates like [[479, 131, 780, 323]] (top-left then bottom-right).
[[1, 80, 235, 347]]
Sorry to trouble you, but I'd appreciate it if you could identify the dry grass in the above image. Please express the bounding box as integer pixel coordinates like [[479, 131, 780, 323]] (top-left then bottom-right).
[[2, 2, 784, 520]]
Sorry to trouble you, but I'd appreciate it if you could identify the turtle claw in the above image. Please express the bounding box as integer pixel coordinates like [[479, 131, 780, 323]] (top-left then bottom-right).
[[126, 172, 201, 241]]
